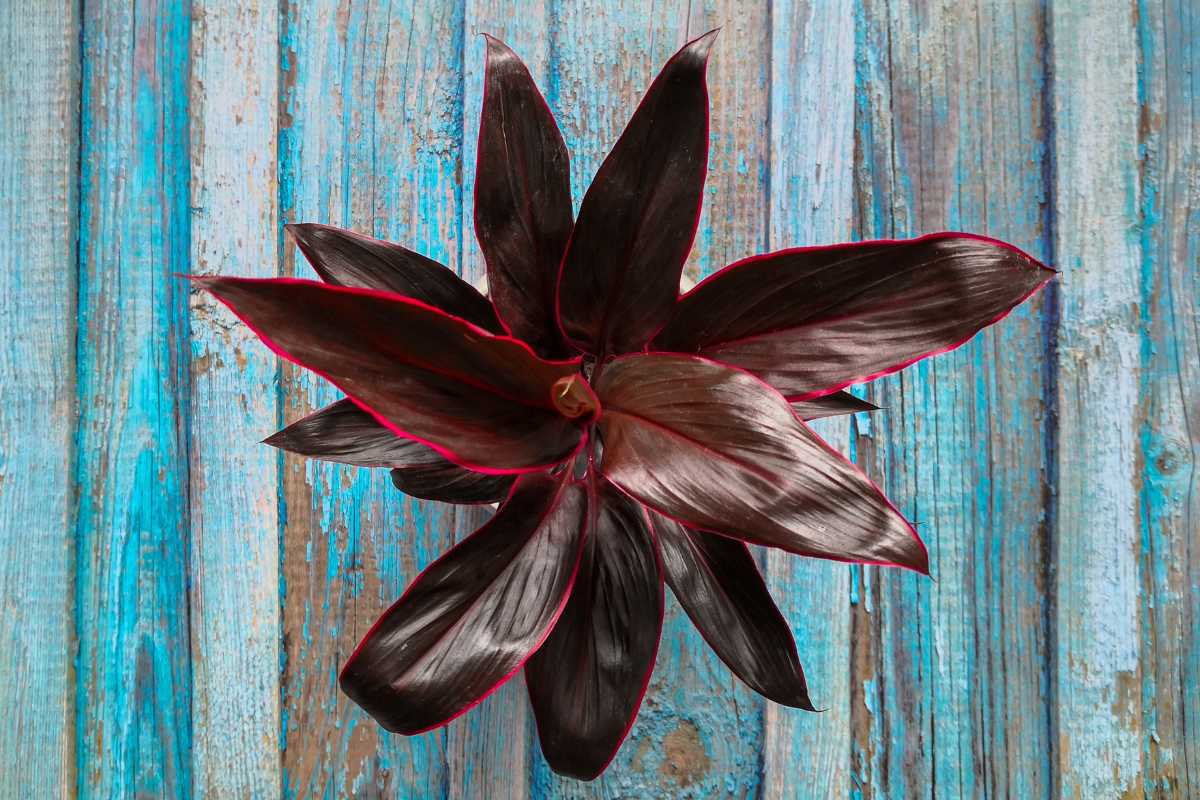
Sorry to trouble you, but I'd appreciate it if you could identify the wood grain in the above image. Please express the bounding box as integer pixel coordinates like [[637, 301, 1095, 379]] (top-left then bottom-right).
[[187, 0, 282, 794], [853, 0, 1054, 796], [761, 1, 856, 796], [279, 1, 467, 795], [454, 5, 554, 796], [0, 5, 78, 797], [1137, 2, 1199, 796], [4, 2, 1199, 797], [525, 8, 678, 798], [1049, 1, 1144, 796], [76, 1, 194, 796]]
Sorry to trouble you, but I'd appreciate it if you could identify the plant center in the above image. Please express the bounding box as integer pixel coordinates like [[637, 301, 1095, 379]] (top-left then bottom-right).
[[550, 373, 600, 420]]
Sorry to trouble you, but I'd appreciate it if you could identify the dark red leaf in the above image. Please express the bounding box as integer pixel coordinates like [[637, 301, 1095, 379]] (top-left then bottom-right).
[[474, 36, 574, 357], [556, 30, 717, 357], [263, 398, 424, 468], [340, 472, 587, 734], [595, 353, 928, 572], [388, 465, 514, 506], [264, 398, 513, 503], [652, 233, 1055, 399], [792, 391, 879, 420], [526, 479, 663, 780], [650, 512, 814, 709], [287, 223, 504, 333], [197, 277, 584, 472]]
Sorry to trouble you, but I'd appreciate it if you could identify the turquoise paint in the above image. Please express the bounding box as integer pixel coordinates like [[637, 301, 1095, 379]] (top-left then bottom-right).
[[75, 1, 194, 797], [3, 2, 1198, 798], [1050, 1, 1147, 796], [1133, 0, 1200, 793], [0, 5, 79, 796], [188, 0, 283, 793], [852, 2, 1054, 799], [278, 1, 465, 795], [761, 3, 856, 798]]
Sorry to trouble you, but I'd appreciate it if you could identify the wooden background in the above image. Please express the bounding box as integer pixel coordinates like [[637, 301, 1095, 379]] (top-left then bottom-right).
[[1, 0, 1196, 797]]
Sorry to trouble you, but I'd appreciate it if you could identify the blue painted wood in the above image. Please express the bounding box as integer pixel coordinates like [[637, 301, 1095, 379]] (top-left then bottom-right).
[[852, 0, 1054, 797], [3, 3, 1198, 797], [76, 2, 194, 797], [761, 2, 856, 796], [1049, 2, 1144, 796], [1137, 1, 1199, 795], [0, 5, 79, 797], [278, 1, 466, 795], [457, 6, 550, 796], [187, 0, 283, 794]]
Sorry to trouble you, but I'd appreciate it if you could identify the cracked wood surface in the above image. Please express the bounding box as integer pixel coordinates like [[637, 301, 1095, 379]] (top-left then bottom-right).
[[0, 1, 1195, 797]]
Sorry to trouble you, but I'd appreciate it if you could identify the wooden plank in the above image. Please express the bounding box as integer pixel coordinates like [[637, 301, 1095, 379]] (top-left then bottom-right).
[[278, 1, 466, 795], [657, 3, 773, 795], [524, 8, 679, 795], [1049, 1, 1145, 796], [1137, 2, 1199, 795], [761, 2, 855, 796], [852, 0, 1054, 796], [0, 5, 79, 797], [524, 8, 679, 797], [522, 5, 779, 796], [187, 0, 281, 795], [76, 1, 194, 797], [452, 5, 557, 797]]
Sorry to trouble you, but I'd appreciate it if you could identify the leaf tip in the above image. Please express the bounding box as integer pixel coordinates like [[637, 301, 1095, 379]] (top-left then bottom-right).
[[684, 28, 721, 62], [189, 274, 219, 291], [895, 519, 932, 576], [480, 32, 518, 64], [283, 221, 308, 242], [260, 429, 286, 448], [910, 543, 932, 577]]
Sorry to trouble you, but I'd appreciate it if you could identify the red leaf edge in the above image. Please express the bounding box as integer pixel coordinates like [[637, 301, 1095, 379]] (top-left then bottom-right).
[[606, 352, 931, 574], [647, 513, 817, 711], [525, 482, 667, 778], [595, 491, 664, 777], [194, 275, 587, 475], [341, 474, 590, 735], [551, 28, 719, 356], [649, 231, 1056, 401], [473, 33, 568, 343]]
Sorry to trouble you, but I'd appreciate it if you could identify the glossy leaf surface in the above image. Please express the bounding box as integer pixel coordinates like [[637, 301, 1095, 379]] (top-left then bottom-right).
[[340, 473, 587, 734], [651, 512, 813, 708], [388, 465, 514, 505], [198, 277, 584, 471], [264, 399, 513, 503], [596, 353, 927, 571], [792, 390, 879, 420], [264, 397, 426, 468], [474, 36, 573, 357], [287, 223, 504, 333], [526, 480, 663, 780], [652, 233, 1054, 398], [556, 31, 716, 356]]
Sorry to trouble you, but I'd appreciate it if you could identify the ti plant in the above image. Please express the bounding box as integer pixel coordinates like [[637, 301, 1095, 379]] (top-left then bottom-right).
[[198, 30, 1053, 780]]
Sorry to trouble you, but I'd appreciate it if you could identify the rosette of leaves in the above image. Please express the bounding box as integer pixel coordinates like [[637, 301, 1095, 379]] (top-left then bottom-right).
[[198, 30, 1053, 780]]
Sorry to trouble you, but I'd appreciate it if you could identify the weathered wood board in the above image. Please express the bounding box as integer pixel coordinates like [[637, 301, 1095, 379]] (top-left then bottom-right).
[[0, 1, 1195, 798]]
